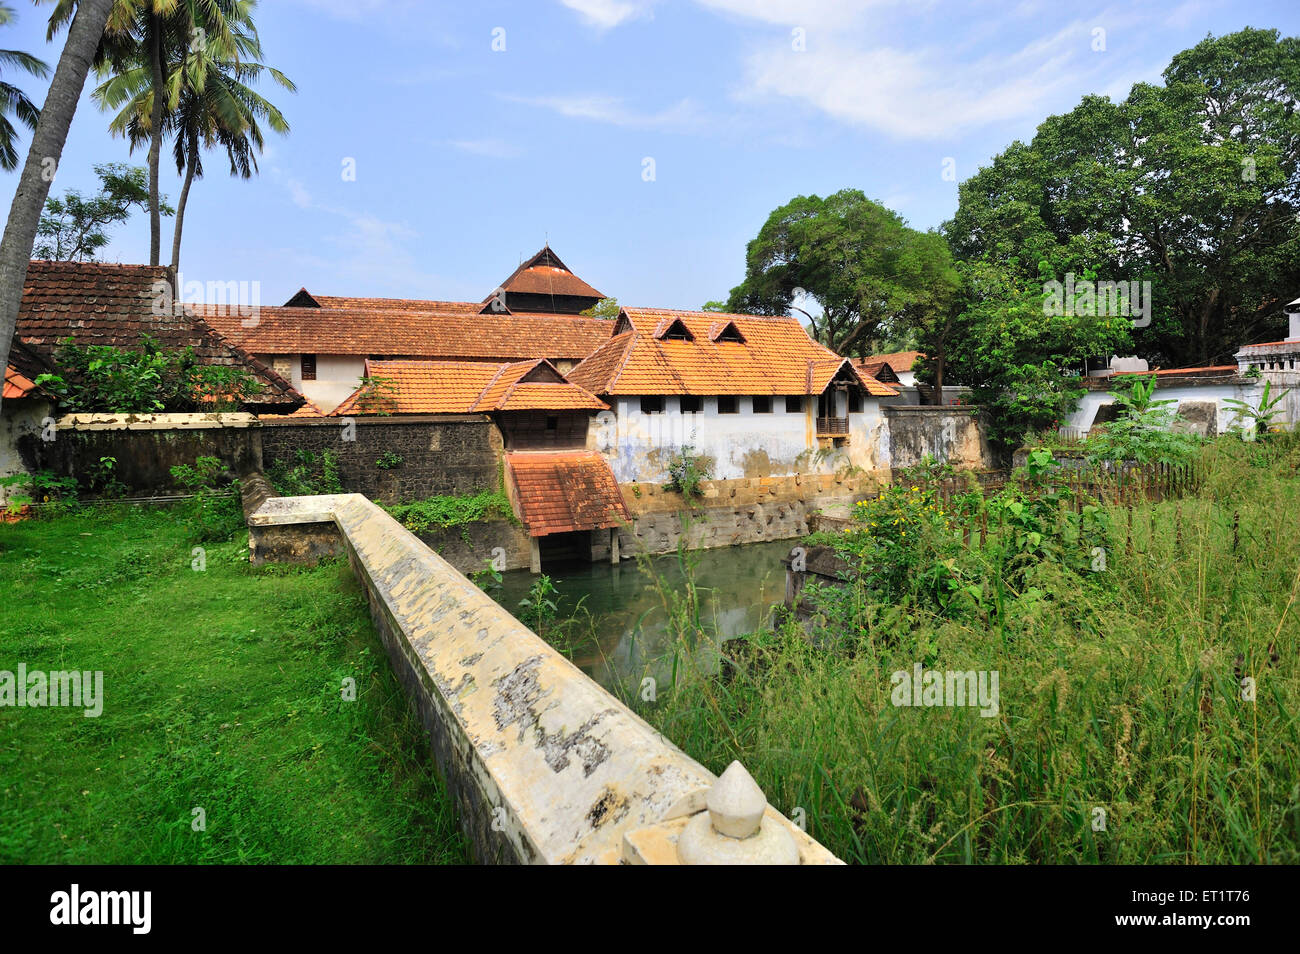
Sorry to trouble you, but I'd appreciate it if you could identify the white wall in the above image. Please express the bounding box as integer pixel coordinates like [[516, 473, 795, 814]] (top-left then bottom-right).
[[1, 398, 53, 505], [1065, 380, 1264, 438], [593, 394, 888, 482], [256, 352, 365, 413]]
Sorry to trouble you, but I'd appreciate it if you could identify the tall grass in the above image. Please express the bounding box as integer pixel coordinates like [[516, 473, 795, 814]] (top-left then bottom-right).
[[608, 437, 1300, 864]]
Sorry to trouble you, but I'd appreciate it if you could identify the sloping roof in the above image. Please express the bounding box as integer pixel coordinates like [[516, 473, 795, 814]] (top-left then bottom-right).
[[1114, 365, 1238, 378], [853, 358, 901, 384], [866, 350, 924, 374], [506, 450, 630, 536], [490, 246, 605, 302], [15, 261, 302, 409], [285, 290, 481, 313], [566, 307, 897, 397], [3, 365, 40, 400], [259, 396, 329, 420], [331, 359, 607, 416], [199, 302, 615, 361]]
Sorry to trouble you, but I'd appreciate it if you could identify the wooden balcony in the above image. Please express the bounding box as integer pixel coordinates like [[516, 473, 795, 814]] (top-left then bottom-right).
[[816, 416, 849, 436]]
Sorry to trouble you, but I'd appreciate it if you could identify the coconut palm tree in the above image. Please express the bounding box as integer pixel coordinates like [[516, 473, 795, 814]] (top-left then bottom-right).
[[93, 8, 292, 273], [43, 0, 241, 266], [0, 0, 115, 418], [0, 4, 51, 170]]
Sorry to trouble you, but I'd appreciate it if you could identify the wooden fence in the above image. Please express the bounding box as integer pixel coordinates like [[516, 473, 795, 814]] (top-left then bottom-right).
[[895, 460, 1200, 509]]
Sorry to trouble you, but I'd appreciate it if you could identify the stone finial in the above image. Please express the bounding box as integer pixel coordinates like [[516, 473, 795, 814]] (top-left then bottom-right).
[[707, 761, 767, 838], [676, 760, 800, 865]]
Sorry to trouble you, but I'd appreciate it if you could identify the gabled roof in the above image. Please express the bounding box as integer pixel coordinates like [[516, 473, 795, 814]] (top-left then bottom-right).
[[330, 358, 607, 416], [566, 307, 898, 397], [489, 245, 605, 303], [15, 261, 303, 409], [866, 350, 924, 375], [506, 450, 630, 536], [199, 303, 616, 361], [853, 358, 901, 384], [284, 288, 481, 313]]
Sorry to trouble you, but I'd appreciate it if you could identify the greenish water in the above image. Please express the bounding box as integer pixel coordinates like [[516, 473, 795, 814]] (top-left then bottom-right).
[[490, 540, 794, 689]]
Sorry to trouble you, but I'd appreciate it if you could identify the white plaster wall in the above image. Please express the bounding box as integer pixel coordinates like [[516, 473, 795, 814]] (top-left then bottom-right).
[[1, 399, 53, 504], [1065, 380, 1264, 437], [255, 352, 365, 413], [594, 395, 888, 482]]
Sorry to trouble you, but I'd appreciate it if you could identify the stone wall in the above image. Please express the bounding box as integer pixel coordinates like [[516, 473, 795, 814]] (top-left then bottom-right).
[[883, 406, 994, 470], [259, 415, 502, 504], [414, 519, 533, 575], [18, 412, 262, 495], [245, 491, 841, 865], [617, 472, 888, 556]]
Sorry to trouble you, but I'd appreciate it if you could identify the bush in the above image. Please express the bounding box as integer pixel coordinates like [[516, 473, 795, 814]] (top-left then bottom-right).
[[169, 456, 243, 542], [266, 450, 344, 496], [665, 446, 712, 499]]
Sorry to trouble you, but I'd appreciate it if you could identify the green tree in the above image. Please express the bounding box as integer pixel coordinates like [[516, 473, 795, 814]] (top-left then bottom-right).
[[0, 3, 51, 170], [35, 161, 170, 260], [726, 189, 956, 356], [0, 0, 115, 420], [580, 296, 619, 318], [946, 27, 1300, 367]]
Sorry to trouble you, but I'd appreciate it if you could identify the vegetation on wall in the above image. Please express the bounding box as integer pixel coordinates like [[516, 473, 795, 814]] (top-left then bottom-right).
[[384, 489, 513, 535], [265, 449, 343, 497]]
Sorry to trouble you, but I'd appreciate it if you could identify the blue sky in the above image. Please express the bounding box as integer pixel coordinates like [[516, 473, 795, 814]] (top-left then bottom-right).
[[3, 0, 1297, 310]]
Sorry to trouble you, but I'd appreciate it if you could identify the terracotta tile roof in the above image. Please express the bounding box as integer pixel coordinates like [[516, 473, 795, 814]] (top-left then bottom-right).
[[258, 396, 329, 420], [490, 246, 605, 302], [567, 307, 897, 397], [292, 292, 481, 313], [1114, 365, 1238, 377], [330, 359, 607, 416], [853, 358, 901, 384], [866, 350, 924, 374], [15, 261, 303, 409], [506, 450, 630, 536], [3, 365, 40, 400], [198, 302, 615, 362]]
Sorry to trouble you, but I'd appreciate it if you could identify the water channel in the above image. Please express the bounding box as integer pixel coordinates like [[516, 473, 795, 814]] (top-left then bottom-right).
[[490, 540, 794, 690]]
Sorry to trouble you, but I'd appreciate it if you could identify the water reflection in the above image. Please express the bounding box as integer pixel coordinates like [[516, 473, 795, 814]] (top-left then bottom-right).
[[490, 540, 793, 689]]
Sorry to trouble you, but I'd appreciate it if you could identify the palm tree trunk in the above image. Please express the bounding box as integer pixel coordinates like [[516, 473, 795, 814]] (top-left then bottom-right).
[[170, 134, 197, 273], [0, 0, 114, 418], [147, 13, 165, 267]]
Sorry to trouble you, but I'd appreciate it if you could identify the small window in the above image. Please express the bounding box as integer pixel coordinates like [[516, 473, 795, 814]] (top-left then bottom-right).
[[717, 396, 738, 414], [785, 396, 804, 413], [752, 396, 772, 413], [848, 391, 862, 413], [641, 396, 665, 414], [545, 416, 558, 431], [680, 395, 702, 413], [300, 354, 317, 381]]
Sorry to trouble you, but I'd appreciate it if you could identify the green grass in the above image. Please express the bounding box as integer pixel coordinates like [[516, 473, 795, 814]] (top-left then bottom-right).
[[0, 504, 468, 864], [608, 437, 1300, 864]]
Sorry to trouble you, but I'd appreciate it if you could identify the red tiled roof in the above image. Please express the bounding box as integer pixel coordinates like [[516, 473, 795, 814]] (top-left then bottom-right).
[[3, 365, 39, 400], [866, 350, 924, 374], [566, 307, 897, 397], [490, 246, 604, 302], [259, 396, 329, 420], [305, 294, 480, 313], [852, 358, 901, 384], [1239, 339, 1299, 350], [330, 358, 607, 416], [15, 261, 303, 409], [198, 302, 615, 362], [506, 450, 630, 536], [1114, 365, 1237, 377]]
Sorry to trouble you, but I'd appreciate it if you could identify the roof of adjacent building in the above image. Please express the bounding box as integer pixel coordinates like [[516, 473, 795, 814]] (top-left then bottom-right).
[[330, 358, 607, 416], [506, 450, 630, 537], [284, 290, 482, 313], [14, 260, 303, 409], [565, 307, 898, 397], [199, 302, 615, 361], [1114, 365, 1238, 377], [3, 364, 40, 400], [852, 358, 901, 384], [865, 350, 924, 375], [489, 245, 605, 303]]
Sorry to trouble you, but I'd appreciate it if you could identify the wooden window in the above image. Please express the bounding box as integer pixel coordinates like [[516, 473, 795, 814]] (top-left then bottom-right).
[[785, 396, 804, 413], [545, 416, 558, 431], [717, 396, 738, 414], [752, 396, 772, 413], [300, 354, 317, 381], [680, 395, 702, 413], [640, 396, 665, 414], [848, 391, 862, 413]]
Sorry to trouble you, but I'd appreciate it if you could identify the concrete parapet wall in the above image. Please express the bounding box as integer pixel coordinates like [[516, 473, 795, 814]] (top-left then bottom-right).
[[245, 490, 841, 864]]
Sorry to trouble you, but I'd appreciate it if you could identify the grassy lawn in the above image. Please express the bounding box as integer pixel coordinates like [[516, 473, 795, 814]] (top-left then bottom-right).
[[0, 504, 467, 864]]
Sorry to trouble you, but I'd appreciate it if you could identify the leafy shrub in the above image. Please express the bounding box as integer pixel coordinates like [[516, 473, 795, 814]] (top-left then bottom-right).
[[1, 470, 79, 513], [1084, 373, 1200, 465], [169, 456, 243, 542], [665, 446, 712, 499], [385, 490, 513, 536], [375, 451, 404, 470], [266, 450, 344, 496]]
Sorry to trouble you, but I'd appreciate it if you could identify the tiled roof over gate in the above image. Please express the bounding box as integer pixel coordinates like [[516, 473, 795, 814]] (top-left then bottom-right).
[[506, 451, 630, 537]]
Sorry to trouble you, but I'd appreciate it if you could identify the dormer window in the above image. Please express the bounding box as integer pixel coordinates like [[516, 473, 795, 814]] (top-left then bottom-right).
[[654, 317, 694, 341], [708, 320, 745, 343]]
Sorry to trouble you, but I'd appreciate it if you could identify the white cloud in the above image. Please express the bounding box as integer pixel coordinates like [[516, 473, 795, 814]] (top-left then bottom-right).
[[559, 0, 655, 29], [501, 93, 705, 131], [694, 0, 900, 29]]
